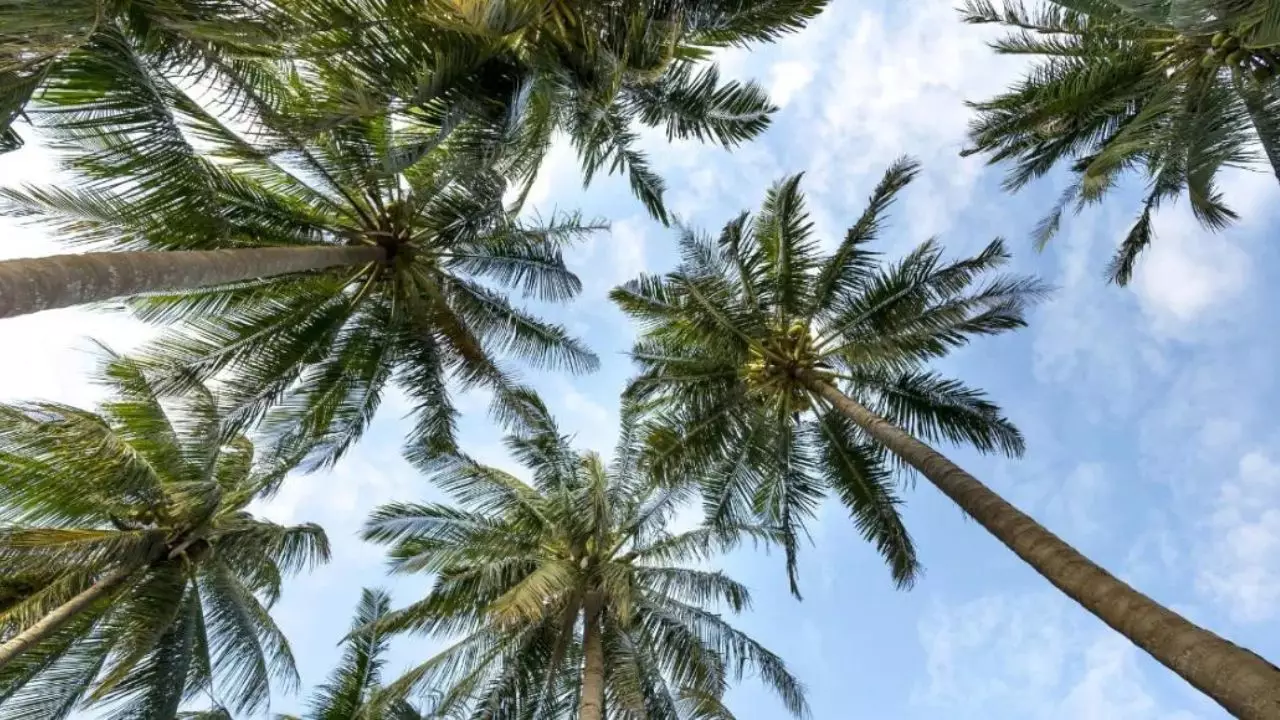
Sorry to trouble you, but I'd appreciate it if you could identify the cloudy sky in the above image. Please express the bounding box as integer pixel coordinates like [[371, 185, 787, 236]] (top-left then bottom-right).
[[3, 0, 1279, 717]]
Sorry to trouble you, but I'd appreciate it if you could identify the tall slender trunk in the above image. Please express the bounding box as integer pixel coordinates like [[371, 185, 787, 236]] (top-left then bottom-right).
[[578, 594, 606, 720], [802, 374, 1280, 720], [0, 245, 385, 320], [0, 562, 139, 670]]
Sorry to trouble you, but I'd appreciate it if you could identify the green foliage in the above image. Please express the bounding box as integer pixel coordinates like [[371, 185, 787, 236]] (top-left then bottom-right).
[[0, 0, 290, 152], [281, 0, 829, 221], [361, 393, 807, 720], [961, 0, 1280, 284], [269, 588, 434, 720], [1106, 0, 1280, 45], [5, 0, 828, 219], [612, 161, 1048, 596], [0, 350, 329, 720], [1, 47, 602, 471]]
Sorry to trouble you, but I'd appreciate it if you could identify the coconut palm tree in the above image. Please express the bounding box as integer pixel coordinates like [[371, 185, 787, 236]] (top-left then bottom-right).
[[263, 588, 441, 720], [610, 160, 1280, 719], [0, 350, 329, 720], [5, 0, 827, 218], [0, 0, 287, 152], [0, 54, 598, 468], [289, 0, 829, 221], [182, 588, 464, 720], [361, 391, 807, 720], [962, 0, 1280, 284], [959, 0, 1280, 284]]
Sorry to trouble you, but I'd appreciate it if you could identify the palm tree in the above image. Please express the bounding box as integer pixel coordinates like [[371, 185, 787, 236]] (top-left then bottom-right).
[[269, 588, 444, 720], [610, 160, 1280, 719], [0, 54, 598, 468], [288, 0, 830, 221], [361, 391, 807, 720], [0, 350, 329, 720], [0, 0, 287, 152], [180, 588, 467, 720], [959, 0, 1280, 284]]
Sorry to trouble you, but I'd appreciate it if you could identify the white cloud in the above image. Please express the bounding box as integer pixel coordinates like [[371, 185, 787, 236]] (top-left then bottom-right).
[[1129, 166, 1279, 335], [1058, 634, 1199, 720], [988, 458, 1112, 553], [1043, 462, 1109, 541], [1123, 520, 1181, 589], [0, 308, 154, 407], [549, 376, 617, 457], [520, 134, 580, 211], [791, 1, 1023, 245], [0, 144, 155, 407], [915, 592, 1205, 720], [1133, 212, 1250, 335], [606, 216, 648, 286], [768, 61, 815, 109], [1031, 209, 1169, 418], [1197, 451, 1280, 623]]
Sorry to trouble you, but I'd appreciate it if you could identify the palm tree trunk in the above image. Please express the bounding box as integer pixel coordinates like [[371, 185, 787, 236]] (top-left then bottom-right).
[[579, 594, 606, 720], [0, 245, 385, 320], [802, 373, 1280, 720], [0, 562, 139, 670]]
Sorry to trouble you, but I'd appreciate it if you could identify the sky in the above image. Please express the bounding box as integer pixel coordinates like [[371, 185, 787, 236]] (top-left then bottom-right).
[[2, 0, 1279, 718]]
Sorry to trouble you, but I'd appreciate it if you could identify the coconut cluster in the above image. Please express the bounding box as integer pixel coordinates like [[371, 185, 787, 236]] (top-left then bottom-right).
[[741, 321, 835, 414], [1202, 32, 1278, 84]]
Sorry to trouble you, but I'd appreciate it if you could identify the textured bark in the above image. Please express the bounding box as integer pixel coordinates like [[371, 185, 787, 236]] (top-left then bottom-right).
[[579, 594, 606, 720], [0, 563, 138, 670], [0, 245, 384, 319], [804, 374, 1280, 720]]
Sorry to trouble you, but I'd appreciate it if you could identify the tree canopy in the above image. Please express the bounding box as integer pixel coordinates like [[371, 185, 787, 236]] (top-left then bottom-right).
[[0, 351, 329, 720], [612, 160, 1046, 595], [361, 391, 808, 720], [1, 51, 600, 471], [961, 0, 1280, 283]]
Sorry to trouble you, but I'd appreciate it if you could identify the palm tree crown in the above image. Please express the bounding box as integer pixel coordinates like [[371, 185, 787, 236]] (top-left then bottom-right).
[[288, 0, 829, 221], [611, 159, 1048, 595], [0, 351, 329, 720], [961, 0, 1280, 283], [2, 56, 600, 470], [0, 0, 287, 152], [361, 392, 808, 720], [267, 588, 440, 720]]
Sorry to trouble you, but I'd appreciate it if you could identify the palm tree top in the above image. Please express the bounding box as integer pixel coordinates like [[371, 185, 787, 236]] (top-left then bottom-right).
[[2, 55, 602, 470], [283, 0, 829, 222], [361, 390, 808, 719], [960, 0, 1280, 284], [0, 0, 293, 153], [612, 159, 1049, 594], [0, 349, 329, 719]]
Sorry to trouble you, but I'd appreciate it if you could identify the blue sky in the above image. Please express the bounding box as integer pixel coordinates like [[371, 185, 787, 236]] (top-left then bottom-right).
[[3, 0, 1280, 717]]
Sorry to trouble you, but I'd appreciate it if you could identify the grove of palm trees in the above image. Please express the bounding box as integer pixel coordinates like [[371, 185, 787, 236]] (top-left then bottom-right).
[[2, 0, 1280, 718]]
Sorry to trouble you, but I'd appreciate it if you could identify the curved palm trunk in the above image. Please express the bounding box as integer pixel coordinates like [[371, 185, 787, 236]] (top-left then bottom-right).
[[0, 245, 384, 320], [579, 594, 606, 720], [0, 562, 139, 670], [803, 374, 1280, 720]]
